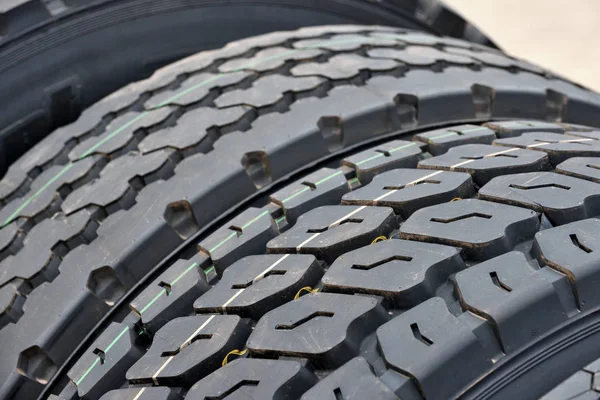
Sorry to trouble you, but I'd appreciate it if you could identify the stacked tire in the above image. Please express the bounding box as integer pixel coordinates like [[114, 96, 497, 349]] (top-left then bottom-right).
[[1, 24, 600, 400]]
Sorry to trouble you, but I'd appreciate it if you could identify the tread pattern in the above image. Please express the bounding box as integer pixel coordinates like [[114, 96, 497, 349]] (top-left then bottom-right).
[[322, 239, 464, 306], [454, 251, 568, 352], [479, 171, 600, 225], [193, 254, 322, 319], [532, 218, 600, 311], [0, 0, 502, 182], [126, 315, 251, 386], [2, 26, 600, 400], [494, 131, 600, 166], [557, 156, 600, 183], [54, 119, 600, 400], [301, 357, 398, 400], [129, 258, 211, 334], [341, 168, 474, 217], [399, 198, 540, 261], [267, 205, 397, 262], [377, 297, 494, 400], [186, 358, 317, 400], [418, 144, 551, 186], [541, 358, 600, 400], [247, 292, 388, 368]]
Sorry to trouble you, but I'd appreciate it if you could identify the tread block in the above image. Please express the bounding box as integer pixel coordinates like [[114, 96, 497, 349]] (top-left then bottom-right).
[[341, 140, 424, 184], [367, 46, 475, 66], [484, 120, 567, 138], [0, 157, 99, 224], [323, 239, 465, 307], [376, 297, 492, 400], [69, 109, 173, 159], [215, 75, 325, 109], [447, 48, 543, 73], [139, 106, 247, 154], [6, 21, 600, 399], [266, 205, 397, 263], [247, 293, 388, 367], [144, 71, 251, 108], [0, 283, 25, 329], [68, 322, 142, 400], [269, 167, 350, 224], [199, 207, 278, 275], [414, 124, 496, 155], [129, 258, 211, 333], [418, 144, 550, 186], [194, 254, 322, 319], [584, 357, 600, 374], [126, 315, 250, 386], [479, 171, 600, 225], [342, 168, 474, 218], [557, 157, 600, 183], [218, 46, 324, 73], [300, 357, 398, 400], [0, 223, 21, 261], [533, 218, 600, 310], [541, 370, 595, 400], [400, 199, 540, 261], [369, 31, 471, 48], [99, 387, 180, 400], [291, 54, 399, 80], [0, 89, 141, 201], [293, 34, 396, 51], [493, 131, 600, 165], [0, 210, 97, 289], [62, 150, 176, 215], [186, 359, 317, 400], [455, 251, 567, 353]]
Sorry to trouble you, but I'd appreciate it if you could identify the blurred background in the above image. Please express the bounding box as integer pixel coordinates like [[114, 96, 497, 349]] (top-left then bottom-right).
[[446, 0, 600, 91]]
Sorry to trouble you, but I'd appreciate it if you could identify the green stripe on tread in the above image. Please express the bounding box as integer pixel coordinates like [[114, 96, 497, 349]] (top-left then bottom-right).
[[281, 170, 345, 203], [204, 265, 216, 275], [242, 210, 269, 229], [138, 262, 198, 314], [316, 170, 343, 185], [281, 187, 310, 204], [69, 34, 406, 384], [208, 210, 269, 253], [428, 131, 458, 141], [1, 36, 401, 230], [356, 142, 417, 166], [461, 126, 487, 133], [75, 358, 99, 386], [428, 126, 486, 141], [76, 326, 129, 385], [2, 163, 74, 227], [78, 112, 149, 159], [139, 291, 164, 315], [171, 262, 198, 285], [208, 232, 236, 253]]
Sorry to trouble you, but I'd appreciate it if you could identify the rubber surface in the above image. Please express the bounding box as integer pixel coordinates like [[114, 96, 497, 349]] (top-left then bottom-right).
[[542, 358, 600, 399], [1, 25, 600, 399], [59, 120, 600, 400], [0, 0, 497, 177]]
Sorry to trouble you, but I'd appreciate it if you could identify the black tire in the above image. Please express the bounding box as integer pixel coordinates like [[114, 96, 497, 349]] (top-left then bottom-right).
[[1, 25, 600, 399], [0, 0, 496, 177], [540, 360, 600, 399]]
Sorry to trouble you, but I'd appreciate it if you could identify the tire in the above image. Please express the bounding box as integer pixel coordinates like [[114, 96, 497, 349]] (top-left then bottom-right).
[[1, 25, 600, 399], [541, 360, 600, 399], [0, 0, 496, 177]]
